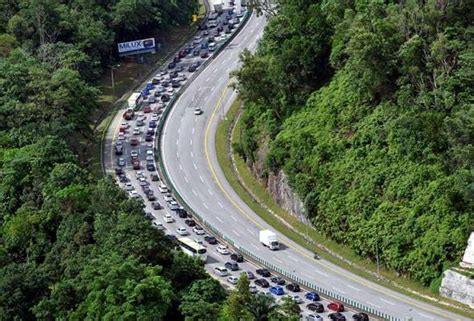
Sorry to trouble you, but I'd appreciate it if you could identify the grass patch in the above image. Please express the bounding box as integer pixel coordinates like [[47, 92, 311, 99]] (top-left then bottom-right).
[[215, 99, 474, 318]]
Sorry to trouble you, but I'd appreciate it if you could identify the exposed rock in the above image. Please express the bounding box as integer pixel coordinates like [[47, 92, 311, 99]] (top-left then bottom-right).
[[439, 269, 474, 308], [266, 170, 306, 222]]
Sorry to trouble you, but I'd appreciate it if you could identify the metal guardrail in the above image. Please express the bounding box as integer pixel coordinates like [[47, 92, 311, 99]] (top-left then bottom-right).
[[154, 9, 401, 321]]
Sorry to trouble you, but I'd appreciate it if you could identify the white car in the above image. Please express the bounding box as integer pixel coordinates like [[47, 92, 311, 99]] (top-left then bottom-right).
[[151, 114, 159, 121], [158, 184, 168, 193], [194, 107, 203, 115], [138, 177, 148, 186], [129, 190, 139, 198], [216, 245, 230, 255], [146, 150, 153, 156], [130, 150, 139, 158], [213, 266, 228, 277], [124, 183, 134, 191], [120, 122, 129, 128], [145, 143, 153, 150], [163, 194, 173, 202], [164, 214, 175, 223], [306, 315, 323, 321], [193, 226, 205, 235], [118, 133, 125, 140], [135, 171, 144, 178], [177, 227, 189, 236], [152, 221, 166, 231], [146, 155, 154, 162], [133, 128, 141, 135], [249, 285, 258, 294], [136, 112, 144, 118], [227, 276, 238, 284], [291, 295, 303, 304], [166, 87, 174, 94]]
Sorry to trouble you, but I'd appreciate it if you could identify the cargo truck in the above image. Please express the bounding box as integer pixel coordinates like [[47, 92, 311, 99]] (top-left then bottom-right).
[[259, 230, 279, 250]]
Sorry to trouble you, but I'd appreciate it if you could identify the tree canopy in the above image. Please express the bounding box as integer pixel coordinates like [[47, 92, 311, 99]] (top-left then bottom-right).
[[234, 0, 473, 288]]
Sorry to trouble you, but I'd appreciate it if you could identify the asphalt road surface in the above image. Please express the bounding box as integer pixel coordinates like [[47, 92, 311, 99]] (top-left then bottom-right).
[[160, 11, 468, 321]]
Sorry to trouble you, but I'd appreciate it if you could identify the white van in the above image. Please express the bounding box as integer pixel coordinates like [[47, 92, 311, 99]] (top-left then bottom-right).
[[209, 42, 216, 51]]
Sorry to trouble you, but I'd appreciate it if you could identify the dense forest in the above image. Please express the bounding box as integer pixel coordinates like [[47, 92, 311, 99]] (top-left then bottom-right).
[[0, 0, 210, 320], [0, 1, 305, 319], [235, 0, 473, 288]]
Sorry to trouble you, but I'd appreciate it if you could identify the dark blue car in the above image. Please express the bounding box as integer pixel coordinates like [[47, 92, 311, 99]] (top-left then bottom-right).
[[149, 121, 157, 128], [270, 286, 284, 296], [305, 291, 320, 301]]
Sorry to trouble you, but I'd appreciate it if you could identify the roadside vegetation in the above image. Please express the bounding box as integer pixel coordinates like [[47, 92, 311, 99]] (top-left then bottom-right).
[[234, 0, 473, 292], [0, 1, 306, 319]]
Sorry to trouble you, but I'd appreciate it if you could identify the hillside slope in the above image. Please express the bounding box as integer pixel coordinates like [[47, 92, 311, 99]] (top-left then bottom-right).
[[235, 0, 473, 288]]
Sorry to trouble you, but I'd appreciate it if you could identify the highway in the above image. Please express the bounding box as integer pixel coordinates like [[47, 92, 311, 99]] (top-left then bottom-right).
[[159, 11, 468, 321]]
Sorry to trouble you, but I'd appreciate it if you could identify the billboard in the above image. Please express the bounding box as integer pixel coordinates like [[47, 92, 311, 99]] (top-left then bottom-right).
[[118, 38, 156, 56]]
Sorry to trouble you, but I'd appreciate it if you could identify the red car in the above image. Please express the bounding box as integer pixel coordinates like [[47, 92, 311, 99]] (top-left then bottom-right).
[[327, 302, 344, 312], [130, 137, 139, 146], [143, 105, 151, 113], [132, 160, 140, 170]]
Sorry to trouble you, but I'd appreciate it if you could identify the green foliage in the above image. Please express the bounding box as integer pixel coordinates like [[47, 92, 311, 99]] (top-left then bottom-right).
[[179, 278, 226, 321], [0, 1, 211, 319], [237, 0, 473, 286]]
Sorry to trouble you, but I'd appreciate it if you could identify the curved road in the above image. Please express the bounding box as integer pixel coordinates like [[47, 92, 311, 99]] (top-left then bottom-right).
[[160, 12, 467, 321]]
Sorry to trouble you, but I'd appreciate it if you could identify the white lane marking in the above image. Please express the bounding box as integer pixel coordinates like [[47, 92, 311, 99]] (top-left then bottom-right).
[[288, 255, 298, 262], [369, 302, 381, 309], [191, 151, 194, 158], [199, 175, 204, 182], [332, 287, 346, 294], [221, 60, 226, 65], [192, 189, 197, 196], [417, 312, 434, 320], [216, 216, 223, 223], [176, 151, 179, 158], [192, 127, 195, 134], [347, 284, 361, 292], [213, 68, 218, 74], [274, 258, 283, 264], [179, 164, 183, 171], [243, 35, 248, 41], [206, 77, 210, 82], [184, 176, 189, 183], [191, 96, 195, 102], [193, 163, 197, 169], [380, 298, 395, 306], [251, 244, 259, 250], [178, 127, 181, 134], [301, 272, 313, 279], [208, 189, 213, 195], [190, 139, 193, 146], [211, 86, 215, 91], [203, 203, 209, 209], [218, 201, 224, 208], [194, 117, 197, 122], [246, 228, 254, 235], [231, 215, 237, 222], [176, 139, 179, 145], [315, 270, 329, 277], [233, 230, 240, 237]]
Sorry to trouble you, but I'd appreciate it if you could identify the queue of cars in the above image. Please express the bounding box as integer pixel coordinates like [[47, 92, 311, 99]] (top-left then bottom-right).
[[110, 4, 372, 321]]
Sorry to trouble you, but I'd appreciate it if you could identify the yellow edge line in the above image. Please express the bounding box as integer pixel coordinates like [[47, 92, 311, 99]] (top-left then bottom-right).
[[203, 85, 459, 320]]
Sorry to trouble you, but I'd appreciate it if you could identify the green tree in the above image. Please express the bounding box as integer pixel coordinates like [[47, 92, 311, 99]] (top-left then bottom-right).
[[179, 278, 226, 321]]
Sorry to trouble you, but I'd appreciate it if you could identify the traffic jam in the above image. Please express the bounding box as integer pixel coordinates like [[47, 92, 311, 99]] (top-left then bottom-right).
[[109, 4, 370, 321]]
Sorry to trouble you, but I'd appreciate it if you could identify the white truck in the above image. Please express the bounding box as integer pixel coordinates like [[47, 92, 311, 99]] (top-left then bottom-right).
[[259, 230, 279, 250]]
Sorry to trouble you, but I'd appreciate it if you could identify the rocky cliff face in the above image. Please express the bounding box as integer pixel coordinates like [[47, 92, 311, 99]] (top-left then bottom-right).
[[266, 170, 306, 222], [249, 139, 306, 223]]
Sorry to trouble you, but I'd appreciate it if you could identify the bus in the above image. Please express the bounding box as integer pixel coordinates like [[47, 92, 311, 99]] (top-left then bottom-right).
[[178, 237, 207, 261], [127, 92, 141, 109]]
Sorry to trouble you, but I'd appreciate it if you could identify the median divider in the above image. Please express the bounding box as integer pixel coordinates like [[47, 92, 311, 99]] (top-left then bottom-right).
[[155, 9, 400, 321]]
